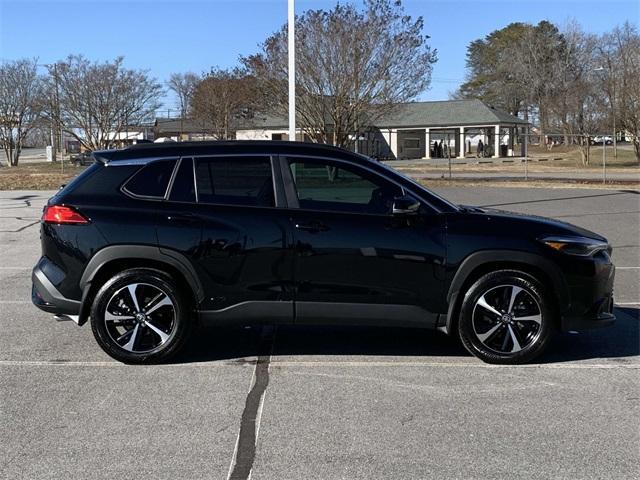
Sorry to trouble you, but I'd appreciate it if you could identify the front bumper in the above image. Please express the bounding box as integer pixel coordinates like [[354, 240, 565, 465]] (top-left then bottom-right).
[[32, 257, 81, 316], [559, 254, 616, 332], [560, 297, 615, 331]]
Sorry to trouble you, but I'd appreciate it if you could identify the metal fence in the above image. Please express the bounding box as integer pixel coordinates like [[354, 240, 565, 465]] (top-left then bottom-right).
[[382, 133, 638, 186]]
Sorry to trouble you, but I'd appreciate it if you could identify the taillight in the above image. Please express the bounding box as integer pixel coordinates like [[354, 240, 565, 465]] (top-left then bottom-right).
[[42, 205, 89, 225]]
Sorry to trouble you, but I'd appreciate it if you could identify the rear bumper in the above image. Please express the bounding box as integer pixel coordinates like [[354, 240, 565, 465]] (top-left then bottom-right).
[[32, 258, 80, 316]]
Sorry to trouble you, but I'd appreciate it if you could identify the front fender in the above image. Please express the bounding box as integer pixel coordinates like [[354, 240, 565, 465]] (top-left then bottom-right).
[[443, 249, 570, 334]]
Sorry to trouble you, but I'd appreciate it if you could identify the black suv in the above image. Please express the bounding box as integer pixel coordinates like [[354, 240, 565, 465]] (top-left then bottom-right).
[[32, 141, 615, 364]]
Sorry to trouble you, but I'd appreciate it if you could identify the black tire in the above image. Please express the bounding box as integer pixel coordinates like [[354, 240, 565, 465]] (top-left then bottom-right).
[[458, 270, 554, 364], [90, 268, 191, 364]]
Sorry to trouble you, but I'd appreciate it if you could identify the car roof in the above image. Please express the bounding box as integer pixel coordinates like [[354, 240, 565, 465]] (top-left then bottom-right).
[[93, 140, 367, 164]]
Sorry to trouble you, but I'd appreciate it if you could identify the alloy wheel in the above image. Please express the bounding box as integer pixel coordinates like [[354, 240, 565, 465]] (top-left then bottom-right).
[[103, 283, 176, 353], [471, 284, 542, 355]]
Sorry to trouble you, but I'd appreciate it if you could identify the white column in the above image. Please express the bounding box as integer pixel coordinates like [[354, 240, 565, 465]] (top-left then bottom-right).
[[493, 124, 500, 158], [424, 128, 430, 158], [458, 127, 465, 158], [389, 130, 398, 159], [288, 0, 296, 141]]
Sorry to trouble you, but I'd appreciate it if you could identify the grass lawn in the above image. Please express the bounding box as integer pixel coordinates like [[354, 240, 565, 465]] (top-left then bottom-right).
[[524, 144, 639, 168], [0, 161, 87, 190], [419, 178, 639, 190], [397, 146, 639, 176]]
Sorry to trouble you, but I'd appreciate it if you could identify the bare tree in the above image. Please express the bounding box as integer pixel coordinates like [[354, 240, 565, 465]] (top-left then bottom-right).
[[541, 21, 604, 150], [557, 29, 604, 165], [242, 0, 436, 147], [48, 55, 163, 151], [190, 67, 257, 139], [548, 22, 640, 165], [0, 59, 45, 166], [599, 23, 640, 163], [168, 72, 199, 118]]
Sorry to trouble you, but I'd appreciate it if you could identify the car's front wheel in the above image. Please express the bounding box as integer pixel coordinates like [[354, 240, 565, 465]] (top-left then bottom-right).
[[458, 270, 554, 364], [90, 268, 191, 363]]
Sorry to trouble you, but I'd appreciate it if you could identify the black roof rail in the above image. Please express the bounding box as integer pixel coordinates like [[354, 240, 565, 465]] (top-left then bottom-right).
[[92, 140, 360, 163]]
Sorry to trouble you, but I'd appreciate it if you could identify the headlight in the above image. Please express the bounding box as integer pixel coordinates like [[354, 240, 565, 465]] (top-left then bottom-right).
[[539, 235, 610, 256]]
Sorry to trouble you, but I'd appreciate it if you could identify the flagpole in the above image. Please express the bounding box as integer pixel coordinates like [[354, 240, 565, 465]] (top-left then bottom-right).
[[288, 0, 296, 141]]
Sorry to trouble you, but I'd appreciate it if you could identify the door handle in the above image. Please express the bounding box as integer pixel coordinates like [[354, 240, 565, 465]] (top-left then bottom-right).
[[167, 213, 198, 224], [295, 221, 329, 233]]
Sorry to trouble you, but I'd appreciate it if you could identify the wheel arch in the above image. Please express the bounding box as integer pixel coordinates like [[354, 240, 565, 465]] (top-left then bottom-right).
[[444, 250, 569, 336], [77, 245, 203, 326]]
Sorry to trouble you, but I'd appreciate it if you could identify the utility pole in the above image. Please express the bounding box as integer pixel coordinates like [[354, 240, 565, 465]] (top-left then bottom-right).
[[52, 63, 62, 165], [593, 66, 612, 180], [609, 60, 617, 159], [603, 134, 607, 184], [288, 0, 296, 141]]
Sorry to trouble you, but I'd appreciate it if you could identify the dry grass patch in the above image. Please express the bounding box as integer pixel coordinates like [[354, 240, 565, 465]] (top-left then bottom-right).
[[0, 162, 86, 190]]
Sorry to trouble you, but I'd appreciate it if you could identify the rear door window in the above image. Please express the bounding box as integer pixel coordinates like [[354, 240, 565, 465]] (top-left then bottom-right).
[[195, 157, 275, 207]]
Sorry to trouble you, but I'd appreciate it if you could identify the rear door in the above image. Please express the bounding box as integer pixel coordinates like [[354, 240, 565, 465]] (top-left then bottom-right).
[[157, 154, 295, 324], [190, 155, 294, 323]]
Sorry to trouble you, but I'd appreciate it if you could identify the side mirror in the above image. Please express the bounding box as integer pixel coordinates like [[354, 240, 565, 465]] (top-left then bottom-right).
[[392, 195, 420, 215]]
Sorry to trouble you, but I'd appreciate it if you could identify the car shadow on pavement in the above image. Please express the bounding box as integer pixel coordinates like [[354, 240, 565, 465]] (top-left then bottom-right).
[[543, 307, 639, 364], [175, 324, 467, 364], [173, 307, 639, 364], [478, 190, 637, 209]]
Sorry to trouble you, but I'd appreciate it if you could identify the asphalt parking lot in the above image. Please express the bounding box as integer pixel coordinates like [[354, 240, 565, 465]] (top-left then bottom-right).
[[1, 187, 638, 480]]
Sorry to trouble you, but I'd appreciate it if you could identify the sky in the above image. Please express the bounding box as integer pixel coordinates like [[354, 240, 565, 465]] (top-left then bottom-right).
[[1, 0, 638, 113]]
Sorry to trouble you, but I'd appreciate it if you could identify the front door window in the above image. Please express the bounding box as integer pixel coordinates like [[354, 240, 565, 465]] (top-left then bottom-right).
[[288, 159, 401, 215]]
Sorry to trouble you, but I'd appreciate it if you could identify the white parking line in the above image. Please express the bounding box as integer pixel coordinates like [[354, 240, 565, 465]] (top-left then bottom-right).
[[270, 361, 640, 369], [0, 359, 637, 369], [0, 360, 251, 367]]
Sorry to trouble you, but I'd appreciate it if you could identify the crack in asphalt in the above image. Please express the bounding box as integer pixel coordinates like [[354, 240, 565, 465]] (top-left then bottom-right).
[[0, 219, 39, 233], [227, 326, 275, 480]]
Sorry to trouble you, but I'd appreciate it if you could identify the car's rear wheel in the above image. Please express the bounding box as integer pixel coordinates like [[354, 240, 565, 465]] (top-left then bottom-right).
[[458, 270, 554, 364], [90, 268, 191, 363]]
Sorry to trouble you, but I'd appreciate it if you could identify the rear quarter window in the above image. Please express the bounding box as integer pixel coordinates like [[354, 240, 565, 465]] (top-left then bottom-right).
[[123, 160, 176, 199], [49, 162, 102, 203]]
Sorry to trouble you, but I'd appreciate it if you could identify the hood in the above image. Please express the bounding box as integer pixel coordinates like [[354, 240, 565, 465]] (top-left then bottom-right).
[[458, 205, 607, 242]]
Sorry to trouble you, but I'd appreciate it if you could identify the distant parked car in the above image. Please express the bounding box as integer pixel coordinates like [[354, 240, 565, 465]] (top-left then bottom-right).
[[591, 136, 613, 145], [72, 151, 93, 166]]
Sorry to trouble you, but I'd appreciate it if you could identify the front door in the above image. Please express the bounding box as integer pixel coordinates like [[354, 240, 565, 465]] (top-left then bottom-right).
[[281, 156, 446, 327]]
